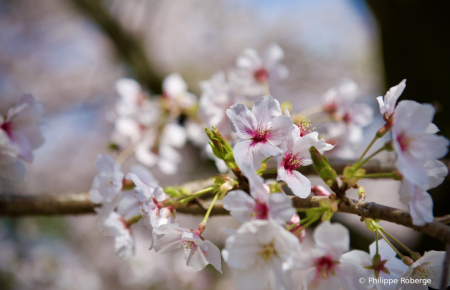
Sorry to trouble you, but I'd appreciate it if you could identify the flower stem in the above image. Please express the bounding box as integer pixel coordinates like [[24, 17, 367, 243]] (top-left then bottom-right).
[[354, 146, 386, 170], [354, 135, 379, 168], [375, 231, 379, 256], [379, 227, 420, 260], [174, 187, 214, 204], [357, 173, 398, 179], [377, 229, 405, 259], [202, 192, 219, 224]]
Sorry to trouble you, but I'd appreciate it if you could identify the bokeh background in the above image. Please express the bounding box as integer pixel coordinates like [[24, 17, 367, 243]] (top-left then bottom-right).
[[1, 0, 449, 289]]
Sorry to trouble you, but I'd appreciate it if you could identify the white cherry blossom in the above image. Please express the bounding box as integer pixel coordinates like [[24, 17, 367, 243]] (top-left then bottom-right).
[[135, 122, 186, 175], [231, 43, 288, 97], [343, 239, 408, 290], [95, 192, 140, 259], [222, 220, 300, 290], [223, 170, 295, 225], [153, 223, 222, 272], [89, 154, 124, 206], [162, 73, 197, 110], [0, 95, 44, 181], [227, 95, 293, 170], [291, 222, 370, 290], [377, 80, 406, 120], [277, 125, 333, 198], [399, 159, 448, 226], [127, 171, 174, 229], [322, 78, 359, 115], [397, 251, 449, 290], [392, 100, 449, 187]]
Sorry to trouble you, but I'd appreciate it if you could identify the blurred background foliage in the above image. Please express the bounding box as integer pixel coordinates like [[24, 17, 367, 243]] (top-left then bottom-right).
[[0, 0, 449, 289]]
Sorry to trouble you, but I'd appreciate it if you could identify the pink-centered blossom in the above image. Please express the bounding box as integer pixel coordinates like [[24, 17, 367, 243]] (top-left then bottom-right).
[[399, 160, 448, 226], [231, 43, 288, 97], [227, 95, 293, 170], [291, 222, 371, 290], [153, 223, 222, 273], [397, 251, 450, 289], [162, 73, 197, 110], [0, 95, 44, 181], [223, 170, 295, 225], [322, 79, 359, 115], [90, 154, 124, 206], [127, 171, 174, 230], [222, 220, 300, 290], [277, 125, 333, 198], [376, 80, 406, 121], [392, 100, 449, 187], [343, 239, 408, 290]]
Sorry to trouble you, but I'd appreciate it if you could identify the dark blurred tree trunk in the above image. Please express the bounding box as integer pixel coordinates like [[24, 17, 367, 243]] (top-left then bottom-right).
[[365, 0, 450, 253]]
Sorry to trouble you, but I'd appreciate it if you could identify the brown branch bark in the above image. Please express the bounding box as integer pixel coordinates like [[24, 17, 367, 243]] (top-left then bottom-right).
[[71, 0, 163, 93], [2, 193, 450, 244], [441, 243, 450, 290]]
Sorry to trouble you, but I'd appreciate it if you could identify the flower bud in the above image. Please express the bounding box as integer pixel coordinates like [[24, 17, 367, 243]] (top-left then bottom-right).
[[310, 147, 337, 186]]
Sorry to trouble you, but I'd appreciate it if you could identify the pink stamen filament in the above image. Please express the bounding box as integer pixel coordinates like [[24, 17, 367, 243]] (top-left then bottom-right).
[[254, 201, 269, 220], [315, 256, 336, 278], [396, 132, 414, 152], [251, 124, 272, 146], [1, 121, 12, 138], [281, 151, 304, 172]]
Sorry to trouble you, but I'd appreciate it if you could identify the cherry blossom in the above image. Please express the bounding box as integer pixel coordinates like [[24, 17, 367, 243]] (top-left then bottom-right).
[[162, 73, 197, 110], [223, 170, 295, 225], [227, 95, 293, 170], [287, 214, 306, 243], [376, 80, 406, 121], [127, 171, 174, 229], [322, 78, 359, 115], [277, 125, 333, 198], [0, 95, 44, 181], [153, 223, 222, 272], [398, 251, 449, 289], [399, 160, 448, 226], [343, 239, 408, 290], [89, 154, 124, 207], [95, 193, 140, 259], [222, 220, 300, 290], [291, 222, 371, 290], [135, 122, 187, 175], [231, 43, 288, 97], [392, 100, 449, 187]]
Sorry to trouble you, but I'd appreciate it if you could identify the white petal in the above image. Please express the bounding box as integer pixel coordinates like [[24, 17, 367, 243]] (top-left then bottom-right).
[[226, 104, 257, 139], [314, 222, 349, 259], [233, 140, 255, 170], [223, 190, 256, 223], [268, 258, 292, 290], [267, 193, 296, 225], [251, 142, 283, 170], [186, 244, 209, 272], [163, 73, 187, 97], [267, 115, 294, 145], [235, 263, 269, 290], [203, 240, 222, 272], [277, 166, 311, 198], [252, 95, 283, 126], [369, 239, 397, 260]]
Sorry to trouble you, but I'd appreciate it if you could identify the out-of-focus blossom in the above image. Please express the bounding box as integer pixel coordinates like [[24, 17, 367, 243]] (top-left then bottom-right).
[[162, 73, 197, 111], [230, 43, 288, 97], [276, 125, 333, 198], [399, 159, 448, 226], [0, 94, 44, 182], [377, 80, 406, 121], [90, 154, 124, 208], [292, 222, 370, 290], [135, 122, 187, 175], [343, 239, 408, 290], [153, 223, 222, 272], [199, 71, 237, 139], [397, 251, 449, 289], [222, 220, 300, 290], [227, 95, 293, 170], [223, 170, 295, 225], [111, 78, 161, 147], [392, 100, 449, 187], [322, 79, 359, 115]]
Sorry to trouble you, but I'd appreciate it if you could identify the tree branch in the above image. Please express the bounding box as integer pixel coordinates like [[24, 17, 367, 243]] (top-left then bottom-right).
[[71, 0, 163, 93]]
